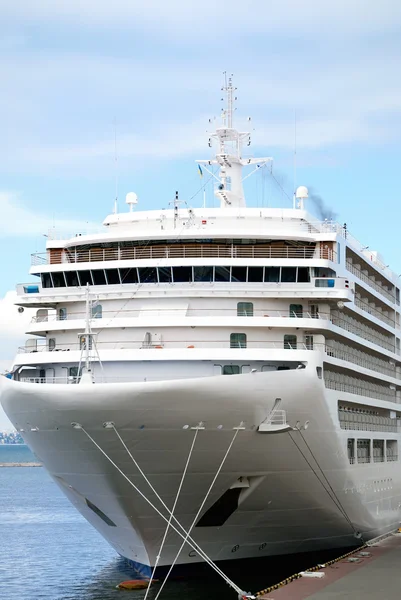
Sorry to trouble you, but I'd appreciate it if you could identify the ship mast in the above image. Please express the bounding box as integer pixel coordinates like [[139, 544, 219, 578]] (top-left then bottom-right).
[[197, 74, 273, 209]]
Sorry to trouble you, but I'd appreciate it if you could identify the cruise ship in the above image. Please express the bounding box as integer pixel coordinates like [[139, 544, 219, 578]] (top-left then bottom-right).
[[1, 79, 401, 582]]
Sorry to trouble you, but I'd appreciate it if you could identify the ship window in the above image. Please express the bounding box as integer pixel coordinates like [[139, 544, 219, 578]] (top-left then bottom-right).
[[230, 333, 247, 348], [138, 267, 157, 283], [119, 268, 138, 284], [290, 304, 303, 318], [91, 304, 102, 318], [158, 267, 172, 283], [78, 270, 93, 286], [48, 338, 56, 351], [231, 266, 247, 282], [215, 266, 231, 282], [65, 271, 79, 287], [315, 278, 335, 288], [91, 270, 107, 285], [357, 439, 371, 464], [52, 272, 66, 288], [264, 267, 280, 282], [305, 335, 314, 350], [105, 269, 120, 285], [284, 335, 297, 349], [41, 273, 53, 288], [223, 365, 240, 375], [237, 302, 254, 316], [172, 266, 193, 282], [58, 307, 67, 321], [281, 267, 297, 282], [248, 267, 264, 282], [348, 439, 355, 464], [194, 266, 213, 282], [297, 267, 310, 283]]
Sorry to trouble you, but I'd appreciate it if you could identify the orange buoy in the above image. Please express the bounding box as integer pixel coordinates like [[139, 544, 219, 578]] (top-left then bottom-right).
[[117, 579, 149, 590]]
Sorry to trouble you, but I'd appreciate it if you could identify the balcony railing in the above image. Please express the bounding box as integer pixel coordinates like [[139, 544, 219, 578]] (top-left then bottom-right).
[[346, 261, 395, 303], [330, 310, 395, 353], [31, 245, 336, 266], [325, 343, 397, 378], [354, 297, 395, 328]]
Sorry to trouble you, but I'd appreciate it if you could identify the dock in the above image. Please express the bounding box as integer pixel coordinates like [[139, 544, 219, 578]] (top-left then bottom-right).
[[256, 532, 401, 599], [0, 462, 42, 467]]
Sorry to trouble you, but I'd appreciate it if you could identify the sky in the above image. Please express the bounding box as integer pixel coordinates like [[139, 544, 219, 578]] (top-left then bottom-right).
[[1, 0, 401, 427]]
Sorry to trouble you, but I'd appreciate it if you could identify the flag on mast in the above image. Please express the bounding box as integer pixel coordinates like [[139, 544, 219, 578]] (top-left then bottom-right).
[[197, 164, 203, 178]]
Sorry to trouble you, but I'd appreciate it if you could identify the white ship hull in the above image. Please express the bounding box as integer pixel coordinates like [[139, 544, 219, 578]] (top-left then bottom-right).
[[2, 359, 400, 575]]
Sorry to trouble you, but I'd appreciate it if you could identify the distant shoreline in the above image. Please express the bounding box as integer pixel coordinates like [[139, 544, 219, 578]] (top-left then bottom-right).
[[0, 462, 42, 467]]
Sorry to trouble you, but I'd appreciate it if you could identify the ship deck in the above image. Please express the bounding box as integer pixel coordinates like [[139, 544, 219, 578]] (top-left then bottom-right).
[[257, 532, 401, 599]]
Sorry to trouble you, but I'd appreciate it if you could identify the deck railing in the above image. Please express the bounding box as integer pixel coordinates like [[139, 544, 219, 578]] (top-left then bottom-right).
[[346, 261, 395, 303], [31, 245, 336, 265]]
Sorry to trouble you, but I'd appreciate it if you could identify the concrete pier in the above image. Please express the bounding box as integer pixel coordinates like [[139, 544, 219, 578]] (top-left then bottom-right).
[[257, 533, 401, 599], [0, 462, 42, 467]]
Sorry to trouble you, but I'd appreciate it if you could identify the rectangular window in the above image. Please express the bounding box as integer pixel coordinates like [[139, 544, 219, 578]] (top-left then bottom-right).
[[230, 333, 247, 348], [48, 338, 56, 351], [305, 335, 314, 350], [105, 269, 121, 285], [91, 270, 107, 285], [138, 267, 157, 283], [172, 266, 193, 282], [91, 304, 102, 318], [290, 304, 303, 318], [58, 307, 67, 321], [357, 439, 371, 464], [264, 267, 280, 282], [65, 271, 79, 287], [215, 266, 231, 282], [193, 266, 213, 282], [309, 304, 319, 319], [281, 267, 297, 282], [78, 271, 93, 286], [337, 242, 341, 264], [231, 266, 247, 282], [315, 278, 335, 287], [119, 268, 138, 284], [248, 267, 264, 282], [297, 267, 310, 283], [41, 273, 53, 288], [347, 439, 355, 464], [52, 272, 66, 288], [237, 302, 254, 317], [157, 267, 172, 283], [223, 365, 240, 375], [284, 334, 297, 349]]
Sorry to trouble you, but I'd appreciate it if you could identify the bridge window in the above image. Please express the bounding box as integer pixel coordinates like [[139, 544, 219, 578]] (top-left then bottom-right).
[[52, 272, 66, 287], [172, 266, 192, 282], [264, 267, 280, 282], [119, 267, 138, 284], [281, 267, 297, 282], [297, 267, 310, 282], [230, 333, 247, 348], [105, 269, 120, 285], [237, 302, 253, 316], [223, 365, 240, 375], [215, 266, 231, 282], [41, 273, 52, 288], [194, 266, 213, 282], [92, 270, 107, 285], [284, 335, 297, 349], [231, 266, 247, 282], [65, 271, 79, 287], [248, 267, 264, 282], [158, 267, 172, 283], [138, 267, 157, 283], [78, 271, 93, 286]]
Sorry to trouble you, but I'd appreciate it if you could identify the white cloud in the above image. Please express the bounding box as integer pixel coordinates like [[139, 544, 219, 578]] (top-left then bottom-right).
[[0, 192, 98, 237]]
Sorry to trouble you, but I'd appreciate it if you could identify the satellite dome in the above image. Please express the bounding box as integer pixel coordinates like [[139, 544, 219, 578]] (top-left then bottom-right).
[[126, 192, 138, 205], [295, 186, 309, 199]]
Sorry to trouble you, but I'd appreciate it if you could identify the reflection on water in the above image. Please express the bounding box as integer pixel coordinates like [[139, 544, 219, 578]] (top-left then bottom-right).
[[0, 446, 349, 600]]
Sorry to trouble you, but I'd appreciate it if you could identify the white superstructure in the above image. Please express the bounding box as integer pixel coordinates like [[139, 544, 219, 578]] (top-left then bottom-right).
[[2, 79, 401, 579]]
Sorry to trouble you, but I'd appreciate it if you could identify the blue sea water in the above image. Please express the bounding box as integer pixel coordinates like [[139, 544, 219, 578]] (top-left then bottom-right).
[[0, 445, 346, 600]]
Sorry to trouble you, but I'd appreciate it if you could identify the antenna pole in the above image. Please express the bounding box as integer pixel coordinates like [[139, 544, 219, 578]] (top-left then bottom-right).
[[85, 284, 91, 374], [293, 110, 297, 209], [114, 118, 118, 214]]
